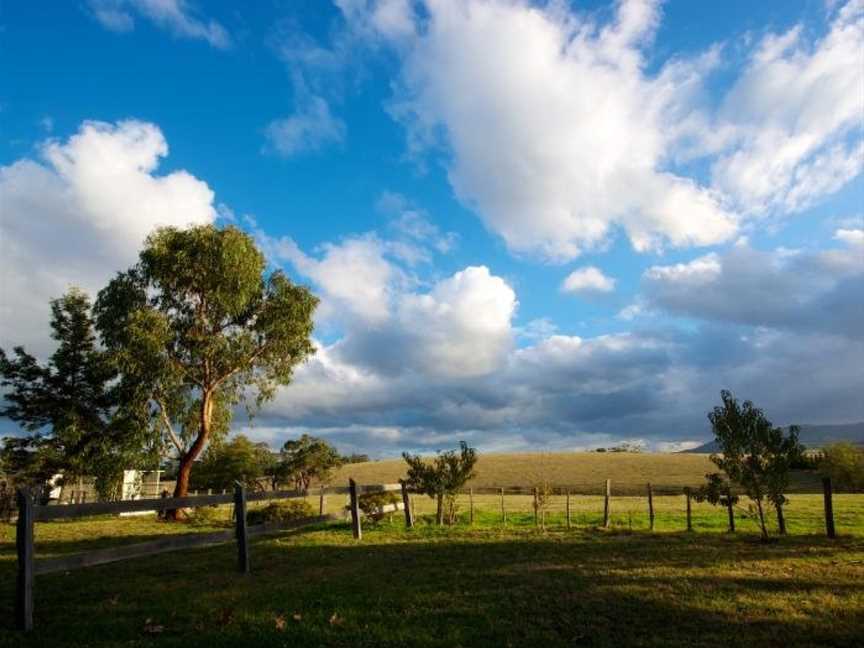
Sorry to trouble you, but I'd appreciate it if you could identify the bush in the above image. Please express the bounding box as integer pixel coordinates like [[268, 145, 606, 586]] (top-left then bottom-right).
[[185, 506, 231, 528], [359, 491, 400, 521], [246, 499, 315, 526], [820, 443, 864, 492]]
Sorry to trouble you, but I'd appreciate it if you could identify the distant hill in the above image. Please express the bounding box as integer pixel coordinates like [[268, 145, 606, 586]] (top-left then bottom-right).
[[681, 422, 864, 454]]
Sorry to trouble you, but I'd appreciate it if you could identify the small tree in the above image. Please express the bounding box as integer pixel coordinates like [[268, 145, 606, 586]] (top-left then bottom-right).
[[95, 225, 317, 511], [0, 289, 155, 499], [819, 443, 864, 492], [402, 442, 478, 525], [191, 435, 274, 491], [706, 390, 803, 540], [272, 434, 343, 492]]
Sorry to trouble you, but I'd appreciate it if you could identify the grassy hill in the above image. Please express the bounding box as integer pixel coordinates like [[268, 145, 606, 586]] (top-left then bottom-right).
[[331, 451, 823, 494]]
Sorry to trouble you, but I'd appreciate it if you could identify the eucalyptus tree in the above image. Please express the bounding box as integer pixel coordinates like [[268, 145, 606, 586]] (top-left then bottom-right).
[[95, 225, 317, 507]]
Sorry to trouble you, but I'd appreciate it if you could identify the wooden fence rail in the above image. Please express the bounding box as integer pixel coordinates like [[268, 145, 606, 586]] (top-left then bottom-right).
[[13, 479, 400, 632]]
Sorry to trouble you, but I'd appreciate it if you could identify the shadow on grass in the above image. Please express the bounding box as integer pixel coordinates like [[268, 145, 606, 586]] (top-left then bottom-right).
[[0, 524, 861, 648]]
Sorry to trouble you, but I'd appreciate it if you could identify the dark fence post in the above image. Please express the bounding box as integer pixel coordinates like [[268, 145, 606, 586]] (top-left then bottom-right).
[[685, 488, 692, 532], [776, 503, 786, 535], [234, 482, 250, 574], [15, 488, 34, 632], [349, 479, 362, 540], [469, 488, 474, 525], [603, 479, 611, 528], [566, 490, 572, 529], [823, 477, 836, 539], [319, 486, 326, 516], [647, 483, 655, 531], [400, 481, 414, 529], [500, 488, 506, 524], [726, 490, 735, 533]]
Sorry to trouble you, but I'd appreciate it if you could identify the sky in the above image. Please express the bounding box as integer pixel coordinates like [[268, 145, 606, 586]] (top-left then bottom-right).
[[0, 0, 862, 457]]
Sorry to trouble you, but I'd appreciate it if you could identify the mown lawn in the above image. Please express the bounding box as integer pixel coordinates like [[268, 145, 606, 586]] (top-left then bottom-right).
[[1, 498, 863, 648]]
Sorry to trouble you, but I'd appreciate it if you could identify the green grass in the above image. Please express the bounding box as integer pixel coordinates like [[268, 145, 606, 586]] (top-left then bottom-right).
[[1, 496, 863, 647]]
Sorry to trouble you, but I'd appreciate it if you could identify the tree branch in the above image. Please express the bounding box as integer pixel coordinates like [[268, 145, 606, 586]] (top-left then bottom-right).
[[156, 396, 185, 454]]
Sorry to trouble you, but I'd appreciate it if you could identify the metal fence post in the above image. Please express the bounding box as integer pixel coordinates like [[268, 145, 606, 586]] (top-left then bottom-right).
[[234, 482, 250, 574], [16, 488, 34, 632]]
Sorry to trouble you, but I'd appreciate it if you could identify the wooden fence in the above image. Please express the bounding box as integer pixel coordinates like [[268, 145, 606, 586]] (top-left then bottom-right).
[[13, 479, 409, 632]]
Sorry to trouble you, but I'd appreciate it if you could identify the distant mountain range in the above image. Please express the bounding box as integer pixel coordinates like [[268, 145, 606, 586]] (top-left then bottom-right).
[[681, 422, 864, 453]]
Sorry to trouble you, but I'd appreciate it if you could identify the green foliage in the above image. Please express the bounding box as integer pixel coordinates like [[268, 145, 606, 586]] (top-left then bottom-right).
[[820, 442, 864, 492], [0, 289, 156, 500], [707, 390, 804, 539], [359, 491, 400, 521], [190, 435, 275, 491], [246, 499, 315, 525], [94, 225, 318, 500], [403, 442, 478, 525], [342, 453, 370, 464], [272, 434, 343, 492]]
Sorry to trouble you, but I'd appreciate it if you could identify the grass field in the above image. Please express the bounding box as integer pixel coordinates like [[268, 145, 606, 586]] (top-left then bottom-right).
[[329, 452, 825, 494], [1, 494, 863, 647]]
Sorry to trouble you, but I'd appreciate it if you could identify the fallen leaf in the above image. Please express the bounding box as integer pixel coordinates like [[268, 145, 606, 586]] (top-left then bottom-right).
[[274, 615, 286, 631], [292, 612, 302, 622], [143, 618, 164, 634], [329, 612, 343, 626]]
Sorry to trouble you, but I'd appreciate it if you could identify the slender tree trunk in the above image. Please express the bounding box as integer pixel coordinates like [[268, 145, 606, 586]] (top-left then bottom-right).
[[168, 390, 213, 520], [775, 502, 786, 535], [436, 493, 444, 525], [755, 498, 769, 541]]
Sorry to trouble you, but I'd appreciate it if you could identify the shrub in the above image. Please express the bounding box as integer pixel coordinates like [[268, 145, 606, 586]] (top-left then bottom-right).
[[246, 499, 314, 526], [820, 443, 864, 492], [185, 505, 231, 528], [359, 491, 400, 521]]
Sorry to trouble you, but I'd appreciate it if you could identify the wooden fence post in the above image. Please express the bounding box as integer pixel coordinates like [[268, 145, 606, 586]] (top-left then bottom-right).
[[319, 486, 326, 516], [16, 488, 34, 632], [233, 483, 250, 574], [685, 488, 692, 532], [566, 490, 572, 529], [647, 483, 655, 531], [400, 481, 414, 529], [726, 491, 735, 533], [469, 488, 474, 525], [603, 480, 611, 528], [823, 477, 836, 539], [500, 488, 506, 524], [349, 479, 362, 540], [533, 487, 539, 526]]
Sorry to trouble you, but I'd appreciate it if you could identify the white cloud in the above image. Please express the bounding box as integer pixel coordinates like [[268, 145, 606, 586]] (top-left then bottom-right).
[[561, 266, 616, 294], [378, 191, 458, 254], [643, 241, 864, 338], [362, 0, 738, 260], [264, 88, 346, 157], [0, 120, 216, 355], [87, 0, 231, 48], [708, 0, 864, 214], [834, 228, 864, 246]]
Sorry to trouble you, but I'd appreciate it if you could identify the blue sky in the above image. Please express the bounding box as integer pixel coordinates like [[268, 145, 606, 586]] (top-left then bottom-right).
[[1, 0, 862, 456]]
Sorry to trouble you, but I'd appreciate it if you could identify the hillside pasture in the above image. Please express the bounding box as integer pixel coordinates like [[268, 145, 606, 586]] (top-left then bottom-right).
[[330, 452, 824, 494]]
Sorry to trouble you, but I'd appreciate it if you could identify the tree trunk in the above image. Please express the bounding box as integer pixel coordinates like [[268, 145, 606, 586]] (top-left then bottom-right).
[[168, 390, 213, 520], [775, 502, 786, 535], [436, 493, 444, 525], [755, 498, 769, 541]]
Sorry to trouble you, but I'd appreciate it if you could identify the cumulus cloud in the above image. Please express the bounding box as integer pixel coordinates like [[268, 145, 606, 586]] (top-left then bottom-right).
[[87, 0, 231, 48], [708, 0, 864, 214], [642, 239, 864, 338], [0, 119, 216, 355], [561, 266, 616, 294]]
